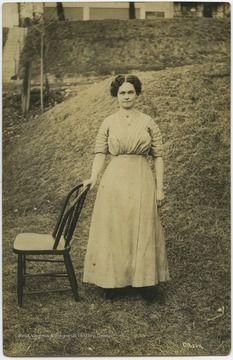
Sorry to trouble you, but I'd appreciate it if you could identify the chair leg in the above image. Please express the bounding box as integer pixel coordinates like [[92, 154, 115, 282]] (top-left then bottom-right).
[[17, 254, 24, 307], [63, 253, 79, 301], [22, 255, 26, 286]]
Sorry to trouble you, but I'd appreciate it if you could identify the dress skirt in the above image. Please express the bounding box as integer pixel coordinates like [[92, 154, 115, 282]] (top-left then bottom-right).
[[83, 154, 170, 288]]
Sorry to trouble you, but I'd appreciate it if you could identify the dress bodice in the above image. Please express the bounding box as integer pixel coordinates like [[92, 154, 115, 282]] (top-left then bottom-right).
[[95, 110, 163, 158]]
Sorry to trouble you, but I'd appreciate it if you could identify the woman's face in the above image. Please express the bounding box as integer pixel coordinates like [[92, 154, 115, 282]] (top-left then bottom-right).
[[117, 82, 137, 110]]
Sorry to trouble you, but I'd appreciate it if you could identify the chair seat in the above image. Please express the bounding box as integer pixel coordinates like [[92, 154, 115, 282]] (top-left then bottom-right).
[[13, 233, 66, 252]]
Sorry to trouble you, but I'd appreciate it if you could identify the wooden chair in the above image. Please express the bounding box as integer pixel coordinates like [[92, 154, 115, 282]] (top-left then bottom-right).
[[13, 183, 89, 307]]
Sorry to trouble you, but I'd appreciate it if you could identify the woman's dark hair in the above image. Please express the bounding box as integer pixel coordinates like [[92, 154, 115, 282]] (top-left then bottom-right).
[[110, 74, 142, 97]]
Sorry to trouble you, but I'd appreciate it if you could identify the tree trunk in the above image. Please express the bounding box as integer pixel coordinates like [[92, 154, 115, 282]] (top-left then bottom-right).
[[40, 31, 44, 114], [44, 43, 50, 101], [56, 2, 66, 21], [129, 2, 136, 19], [44, 63, 50, 104], [18, 3, 22, 27], [21, 61, 32, 115]]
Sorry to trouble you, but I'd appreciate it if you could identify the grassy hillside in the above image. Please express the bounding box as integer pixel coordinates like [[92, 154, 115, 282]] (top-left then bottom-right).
[[3, 58, 230, 356], [23, 18, 230, 77]]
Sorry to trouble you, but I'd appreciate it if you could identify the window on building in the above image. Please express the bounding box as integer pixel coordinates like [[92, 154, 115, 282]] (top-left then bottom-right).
[[145, 11, 164, 19]]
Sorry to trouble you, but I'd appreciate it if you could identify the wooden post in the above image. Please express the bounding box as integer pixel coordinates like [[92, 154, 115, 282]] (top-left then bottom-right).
[[56, 2, 66, 21], [40, 30, 44, 114], [129, 2, 136, 19], [21, 61, 32, 115]]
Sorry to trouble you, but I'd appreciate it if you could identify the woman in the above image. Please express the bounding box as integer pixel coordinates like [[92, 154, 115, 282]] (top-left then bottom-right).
[[83, 74, 169, 300]]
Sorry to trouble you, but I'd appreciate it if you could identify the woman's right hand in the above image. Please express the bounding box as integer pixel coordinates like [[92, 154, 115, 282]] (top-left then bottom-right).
[[83, 176, 98, 191]]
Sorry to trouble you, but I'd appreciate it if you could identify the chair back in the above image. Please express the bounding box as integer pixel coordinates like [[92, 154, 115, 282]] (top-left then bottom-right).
[[52, 183, 89, 250]]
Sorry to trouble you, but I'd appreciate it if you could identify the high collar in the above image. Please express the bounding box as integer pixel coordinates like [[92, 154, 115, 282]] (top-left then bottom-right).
[[118, 108, 138, 117]]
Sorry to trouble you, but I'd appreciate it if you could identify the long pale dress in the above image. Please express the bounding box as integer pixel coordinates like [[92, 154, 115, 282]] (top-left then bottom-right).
[[83, 110, 170, 288]]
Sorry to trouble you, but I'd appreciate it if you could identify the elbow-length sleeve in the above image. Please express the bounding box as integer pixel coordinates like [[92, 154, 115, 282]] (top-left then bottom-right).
[[148, 118, 164, 158], [94, 118, 109, 154]]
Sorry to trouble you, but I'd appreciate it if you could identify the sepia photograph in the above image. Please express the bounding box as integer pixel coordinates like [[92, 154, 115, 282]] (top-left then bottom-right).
[[2, 1, 231, 357]]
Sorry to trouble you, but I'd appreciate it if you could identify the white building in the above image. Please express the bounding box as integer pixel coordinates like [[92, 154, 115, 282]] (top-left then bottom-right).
[[2, 3, 19, 27], [2, 2, 44, 27], [2, 2, 174, 28], [44, 2, 174, 20], [2, 2, 229, 28]]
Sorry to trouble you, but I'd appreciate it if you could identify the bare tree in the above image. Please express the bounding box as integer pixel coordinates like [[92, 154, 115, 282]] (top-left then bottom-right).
[[21, 8, 58, 114], [40, 15, 45, 113], [56, 2, 66, 21], [129, 2, 136, 19]]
